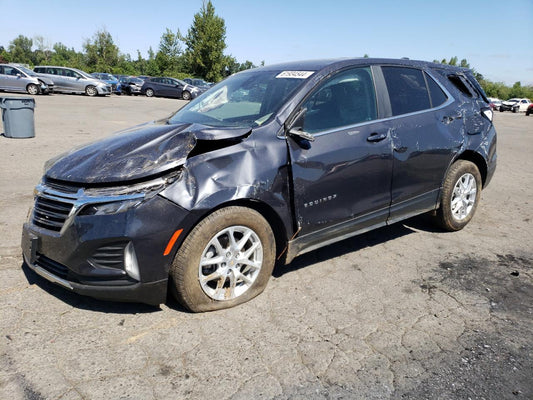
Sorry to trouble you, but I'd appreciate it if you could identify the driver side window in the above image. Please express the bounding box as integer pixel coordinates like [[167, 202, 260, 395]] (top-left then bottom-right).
[[302, 67, 377, 134]]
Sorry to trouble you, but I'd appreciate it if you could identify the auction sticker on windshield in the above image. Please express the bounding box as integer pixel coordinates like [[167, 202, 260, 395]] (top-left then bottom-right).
[[276, 71, 314, 79]]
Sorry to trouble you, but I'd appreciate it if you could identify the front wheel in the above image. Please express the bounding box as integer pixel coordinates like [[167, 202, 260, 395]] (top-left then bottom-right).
[[26, 84, 39, 95], [436, 160, 482, 231], [85, 85, 98, 96], [170, 206, 276, 312], [145, 88, 154, 97], [181, 90, 191, 100]]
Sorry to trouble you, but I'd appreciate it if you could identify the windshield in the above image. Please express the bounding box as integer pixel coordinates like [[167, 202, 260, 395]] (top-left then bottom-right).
[[169, 69, 313, 128], [16, 65, 36, 76], [77, 69, 94, 79]]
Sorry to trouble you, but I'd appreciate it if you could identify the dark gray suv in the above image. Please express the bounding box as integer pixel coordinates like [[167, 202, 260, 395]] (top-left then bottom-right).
[[22, 58, 496, 312]]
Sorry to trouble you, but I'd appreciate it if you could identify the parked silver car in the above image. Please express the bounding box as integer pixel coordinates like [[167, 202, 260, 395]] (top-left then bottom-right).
[[33, 66, 111, 96], [0, 64, 53, 95]]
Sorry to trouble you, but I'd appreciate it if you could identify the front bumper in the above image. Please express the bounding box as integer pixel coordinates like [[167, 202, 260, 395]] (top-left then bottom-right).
[[21, 189, 190, 306], [96, 85, 112, 95]]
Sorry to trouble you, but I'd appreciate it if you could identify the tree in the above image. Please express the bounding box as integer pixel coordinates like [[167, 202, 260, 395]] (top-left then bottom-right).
[[83, 29, 120, 72], [0, 46, 9, 63], [182, 1, 227, 82], [8, 35, 33, 64], [50, 42, 85, 69], [156, 28, 184, 76], [33, 35, 52, 65]]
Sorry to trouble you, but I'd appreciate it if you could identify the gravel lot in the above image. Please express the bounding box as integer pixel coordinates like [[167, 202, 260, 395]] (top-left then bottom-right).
[[1, 94, 532, 400]]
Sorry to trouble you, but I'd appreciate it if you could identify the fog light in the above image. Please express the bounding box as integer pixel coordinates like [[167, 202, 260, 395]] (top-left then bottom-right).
[[124, 242, 140, 281]]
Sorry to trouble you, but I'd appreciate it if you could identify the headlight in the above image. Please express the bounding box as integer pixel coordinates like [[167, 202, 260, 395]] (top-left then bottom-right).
[[79, 198, 142, 216], [77, 171, 181, 216]]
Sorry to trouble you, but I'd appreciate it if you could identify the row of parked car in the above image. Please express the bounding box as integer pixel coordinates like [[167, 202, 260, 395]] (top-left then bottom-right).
[[488, 96, 532, 115], [0, 63, 211, 100]]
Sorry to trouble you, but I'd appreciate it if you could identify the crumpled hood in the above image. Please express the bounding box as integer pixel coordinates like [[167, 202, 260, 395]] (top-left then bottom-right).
[[45, 121, 251, 184]]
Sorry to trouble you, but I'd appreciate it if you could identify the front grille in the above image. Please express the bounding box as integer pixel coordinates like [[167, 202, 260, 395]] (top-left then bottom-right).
[[35, 254, 69, 280], [88, 243, 127, 270], [33, 196, 74, 232]]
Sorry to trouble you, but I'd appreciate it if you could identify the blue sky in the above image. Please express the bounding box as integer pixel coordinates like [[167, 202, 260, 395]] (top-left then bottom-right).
[[1, 0, 532, 85]]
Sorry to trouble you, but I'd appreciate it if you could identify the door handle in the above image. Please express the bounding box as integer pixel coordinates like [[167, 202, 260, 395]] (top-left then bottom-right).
[[367, 132, 387, 142]]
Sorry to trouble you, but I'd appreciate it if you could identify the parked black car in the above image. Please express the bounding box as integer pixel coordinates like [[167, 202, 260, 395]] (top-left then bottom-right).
[[141, 77, 200, 100], [22, 58, 496, 312], [184, 77, 213, 89], [118, 76, 144, 95]]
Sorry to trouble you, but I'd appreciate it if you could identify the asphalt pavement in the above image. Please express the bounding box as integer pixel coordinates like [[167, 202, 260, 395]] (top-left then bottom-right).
[[0, 94, 531, 399]]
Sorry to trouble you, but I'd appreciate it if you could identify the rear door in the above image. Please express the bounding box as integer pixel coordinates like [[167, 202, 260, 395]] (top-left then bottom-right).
[[288, 66, 393, 236], [380, 66, 463, 222]]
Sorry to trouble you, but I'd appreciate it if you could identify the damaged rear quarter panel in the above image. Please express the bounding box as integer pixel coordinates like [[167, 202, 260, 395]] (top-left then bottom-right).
[[160, 123, 294, 242]]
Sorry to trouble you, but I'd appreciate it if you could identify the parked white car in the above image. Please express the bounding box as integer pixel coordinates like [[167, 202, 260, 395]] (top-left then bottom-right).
[[500, 98, 531, 113]]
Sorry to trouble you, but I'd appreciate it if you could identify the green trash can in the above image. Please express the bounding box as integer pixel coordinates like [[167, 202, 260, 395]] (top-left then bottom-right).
[[0, 97, 36, 138]]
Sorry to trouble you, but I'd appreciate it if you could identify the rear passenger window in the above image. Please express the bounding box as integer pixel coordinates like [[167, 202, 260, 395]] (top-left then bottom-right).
[[425, 72, 448, 108], [382, 67, 430, 116]]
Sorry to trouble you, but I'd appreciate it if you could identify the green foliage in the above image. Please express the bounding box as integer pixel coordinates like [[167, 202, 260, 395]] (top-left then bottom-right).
[[223, 55, 258, 76], [156, 28, 186, 77], [182, 1, 227, 82], [8, 35, 33, 64], [0, 46, 10, 63], [83, 29, 120, 72]]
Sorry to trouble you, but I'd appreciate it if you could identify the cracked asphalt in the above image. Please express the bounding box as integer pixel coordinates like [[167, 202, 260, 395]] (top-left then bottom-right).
[[1, 95, 531, 399]]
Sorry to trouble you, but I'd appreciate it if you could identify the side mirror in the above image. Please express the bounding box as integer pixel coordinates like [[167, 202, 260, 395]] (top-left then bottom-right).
[[16, 73, 22, 78], [287, 107, 315, 142]]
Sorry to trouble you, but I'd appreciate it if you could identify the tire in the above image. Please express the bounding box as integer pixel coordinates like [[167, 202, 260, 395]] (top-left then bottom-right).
[[512, 107, 518, 113], [436, 160, 482, 231], [170, 206, 276, 312], [85, 85, 98, 96], [182, 90, 191, 100], [26, 84, 39, 95], [145, 88, 154, 97]]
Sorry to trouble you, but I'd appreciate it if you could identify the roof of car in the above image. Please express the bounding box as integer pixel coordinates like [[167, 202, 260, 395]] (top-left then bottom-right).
[[258, 58, 467, 72]]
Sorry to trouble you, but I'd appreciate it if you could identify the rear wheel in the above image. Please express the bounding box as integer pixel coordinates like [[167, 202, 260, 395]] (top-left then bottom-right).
[[26, 84, 39, 95], [145, 88, 154, 97], [436, 160, 482, 231], [85, 85, 98, 96], [170, 206, 276, 312]]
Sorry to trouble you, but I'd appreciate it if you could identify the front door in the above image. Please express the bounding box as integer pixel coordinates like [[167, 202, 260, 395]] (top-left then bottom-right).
[[288, 66, 393, 237]]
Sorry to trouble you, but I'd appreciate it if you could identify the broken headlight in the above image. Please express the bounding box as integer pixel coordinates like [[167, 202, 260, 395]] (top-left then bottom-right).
[[78, 171, 181, 216]]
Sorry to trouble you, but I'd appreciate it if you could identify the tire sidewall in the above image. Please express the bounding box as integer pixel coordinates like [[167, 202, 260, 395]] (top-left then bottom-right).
[[171, 207, 276, 312], [439, 160, 482, 231], [86, 85, 97, 96], [27, 84, 39, 95], [146, 88, 154, 97]]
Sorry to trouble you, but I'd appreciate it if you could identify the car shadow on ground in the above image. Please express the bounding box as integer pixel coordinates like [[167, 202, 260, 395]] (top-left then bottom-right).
[[273, 213, 443, 278], [19, 213, 443, 314]]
